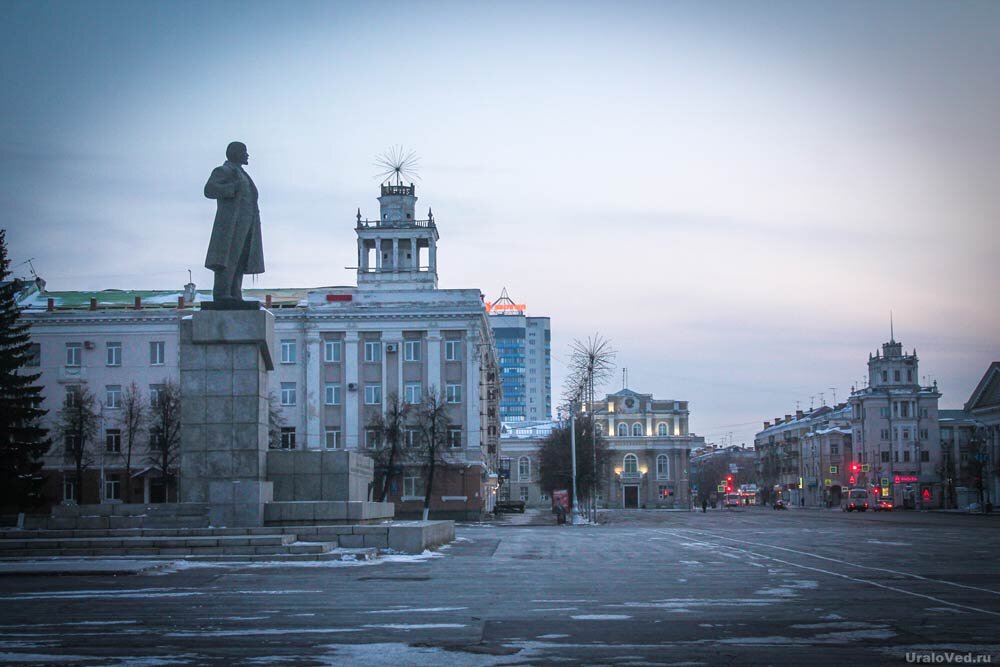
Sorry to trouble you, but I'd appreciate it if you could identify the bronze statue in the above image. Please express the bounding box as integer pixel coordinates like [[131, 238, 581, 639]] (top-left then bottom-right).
[[204, 141, 265, 308]]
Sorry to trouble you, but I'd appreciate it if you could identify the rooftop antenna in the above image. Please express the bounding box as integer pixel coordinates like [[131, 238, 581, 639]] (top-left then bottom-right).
[[819, 392, 826, 406], [795, 400, 800, 411], [890, 310, 895, 343], [809, 395, 815, 410], [622, 367, 627, 389], [374, 145, 421, 186], [829, 387, 837, 404], [187, 269, 192, 283]]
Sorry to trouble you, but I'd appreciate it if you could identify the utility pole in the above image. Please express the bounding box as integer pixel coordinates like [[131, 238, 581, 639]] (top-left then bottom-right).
[[570, 412, 580, 524]]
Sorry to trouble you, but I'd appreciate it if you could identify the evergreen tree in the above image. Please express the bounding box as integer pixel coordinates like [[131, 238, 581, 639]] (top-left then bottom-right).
[[0, 229, 51, 509]]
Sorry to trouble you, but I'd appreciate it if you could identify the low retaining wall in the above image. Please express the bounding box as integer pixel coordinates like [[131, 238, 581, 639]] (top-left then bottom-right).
[[24, 503, 210, 530], [268, 521, 454, 553], [263, 501, 394, 525]]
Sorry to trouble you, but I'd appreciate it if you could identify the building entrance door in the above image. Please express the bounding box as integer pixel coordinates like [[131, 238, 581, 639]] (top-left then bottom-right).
[[624, 486, 639, 509]]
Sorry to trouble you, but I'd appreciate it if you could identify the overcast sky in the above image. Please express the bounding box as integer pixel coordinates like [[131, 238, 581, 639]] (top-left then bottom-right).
[[3, 0, 999, 447]]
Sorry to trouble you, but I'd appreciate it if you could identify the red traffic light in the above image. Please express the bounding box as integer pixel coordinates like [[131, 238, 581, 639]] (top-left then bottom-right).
[[726, 486, 733, 493], [726, 475, 734, 482], [850, 463, 859, 472]]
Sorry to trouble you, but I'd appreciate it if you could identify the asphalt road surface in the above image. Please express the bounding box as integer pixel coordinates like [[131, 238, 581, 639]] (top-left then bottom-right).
[[1, 508, 998, 666]]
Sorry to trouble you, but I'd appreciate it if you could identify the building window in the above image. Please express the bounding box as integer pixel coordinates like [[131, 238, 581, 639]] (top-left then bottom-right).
[[404, 383, 422, 405], [921, 450, 929, 462], [881, 451, 891, 463], [907, 370, 913, 383], [364, 429, 380, 449], [105, 385, 121, 409], [405, 429, 419, 448], [831, 443, 839, 455], [830, 465, 838, 474], [280, 427, 296, 449], [403, 476, 424, 498], [105, 474, 121, 501], [919, 428, 928, 441], [894, 370, 901, 382], [519, 486, 529, 502], [150, 341, 165, 366], [623, 454, 638, 474], [364, 341, 381, 362], [446, 384, 462, 404], [280, 339, 296, 364], [324, 384, 341, 405], [631, 423, 643, 437], [447, 427, 462, 449], [902, 428, 910, 441], [879, 407, 889, 417], [658, 485, 671, 499], [106, 342, 122, 366], [518, 456, 530, 481], [903, 450, 911, 462], [445, 340, 461, 361], [280, 382, 296, 406], [65, 384, 81, 408], [657, 423, 668, 436], [404, 340, 421, 362], [921, 408, 929, 418], [882, 371, 888, 383], [324, 340, 342, 363], [325, 429, 341, 449], [25, 343, 40, 367], [617, 423, 628, 437], [880, 429, 890, 441], [656, 454, 669, 479], [105, 429, 121, 453], [149, 384, 163, 406], [63, 477, 76, 502], [66, 342, 82, 367], [365, 384, 382, 405]]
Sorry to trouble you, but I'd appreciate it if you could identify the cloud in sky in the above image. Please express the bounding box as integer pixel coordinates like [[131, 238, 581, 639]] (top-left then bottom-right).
[[2, 0, 998, 447]]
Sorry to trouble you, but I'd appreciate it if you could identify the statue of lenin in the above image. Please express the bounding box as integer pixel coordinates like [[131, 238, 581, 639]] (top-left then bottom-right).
[[204, 141, 265, 307]]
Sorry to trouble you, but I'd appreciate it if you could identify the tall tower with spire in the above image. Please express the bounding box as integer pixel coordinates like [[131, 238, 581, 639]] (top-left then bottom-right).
[[355, 182, 439, 290]]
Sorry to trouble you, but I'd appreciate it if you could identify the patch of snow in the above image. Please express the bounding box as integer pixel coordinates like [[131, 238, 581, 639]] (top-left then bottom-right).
[[379, 550, 445, 563], [866, 539, 911, 546], [821, 613, 844, 620], [529, 607, 578, 612], [165, 628, 361, 638], [813, 629, 897, 642], [791, 622, 885, 630], [321, 642, 522, 667], [679, 560, 701, 566], [570, 614, 633, 621], [361, 623, 467, 630], [536, 634, 569, 639], [925, 607, 966, 614], [0, 653, 92, 663], [363, 607, 467, 614]]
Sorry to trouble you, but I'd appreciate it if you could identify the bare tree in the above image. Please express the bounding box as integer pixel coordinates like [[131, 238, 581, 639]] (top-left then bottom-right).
[[56, 385, 99, 503], [538, 415, 609, 506], [148, 381, 181, 502], [117, 382, 146, 502], [367, 393, 411, 502], [267, 392, 285, 449], [416, 389, 451, 521]]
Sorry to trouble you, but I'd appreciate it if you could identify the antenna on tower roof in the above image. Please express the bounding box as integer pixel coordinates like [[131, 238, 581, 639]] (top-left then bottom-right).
[[374, 145, 421, 186], [890, 310, 895, 343]]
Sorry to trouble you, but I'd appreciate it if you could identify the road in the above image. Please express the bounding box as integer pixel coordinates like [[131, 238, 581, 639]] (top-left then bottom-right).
[[1, 508, 998, 666]]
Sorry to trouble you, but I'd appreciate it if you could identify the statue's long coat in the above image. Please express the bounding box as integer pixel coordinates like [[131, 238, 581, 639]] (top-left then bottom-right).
[[204, 162, 265, 274]]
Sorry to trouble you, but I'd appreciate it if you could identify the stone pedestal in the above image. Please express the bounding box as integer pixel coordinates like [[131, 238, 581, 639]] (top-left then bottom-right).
[[180, 309, 275, 527]]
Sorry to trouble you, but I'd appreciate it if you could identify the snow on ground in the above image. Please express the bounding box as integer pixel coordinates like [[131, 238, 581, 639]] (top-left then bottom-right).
[[866, 539, 911, 546], [360, 623, 467, 631], [569, 614, 633, 620], [362, 607, 467, 614]]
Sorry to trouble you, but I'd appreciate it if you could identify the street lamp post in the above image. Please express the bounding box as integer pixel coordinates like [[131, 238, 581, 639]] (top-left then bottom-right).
[[570, 412, 580, 523]]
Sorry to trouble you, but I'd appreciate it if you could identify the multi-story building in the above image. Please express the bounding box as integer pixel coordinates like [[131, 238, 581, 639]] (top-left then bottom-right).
[[592, 388, 701, 509], [497, 420, 558, 508], [488, 290, 551, 422], [799, 405, 853, 507], [963, 361, 1000, 508], [18, 181, 502, 519], [848, 336, 942, 509]]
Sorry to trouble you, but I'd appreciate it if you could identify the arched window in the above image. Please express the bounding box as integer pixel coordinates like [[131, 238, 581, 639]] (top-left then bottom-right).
[[657, 422, 668, 436], [656, 454, 669, 479], [632, 423, 643, 437], [518, 456, 530, 481], [623, 454, 638, 473], [617, 423, 629, 437]]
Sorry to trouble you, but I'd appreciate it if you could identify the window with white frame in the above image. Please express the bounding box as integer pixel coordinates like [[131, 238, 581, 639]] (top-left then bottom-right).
[[404, 340, 421, 362], [66, 342, 82, 367], [658, 484, 670, 499], [405, 429, 419, 448], [404, 383, 421, 405], [632, 423, 643, 437], [106, 342, 122, 366], [445, 339, 461, 361], [617, 423, 628, 437], [519, 486, 529, 502], [280, 382, 296, 406], [623, 453, 638, 473], [105, 474, 121, 501], [149, 384, 163, 406], [657, 422, 668, 436], [595, 423, 603, 436], [105, 385, 121, 409], [365, 430, 380, 449], [105, 429, 121, 453], [364, 341, 381, 362], [150, 341, 165, 365], [446, 384, 462, 404], [324, 383, 341, 405], [656, 454, 669, 479], [324, 340, 342, 362], [518, 456, 530, 481], [325, 429, 341, 449], [25, 343, 40, 367], [280, 427, 296, 449], [280, 339, 296, 364], [447, 427, 462, 449], [365, 384, 382, 405], [403, 476, 424, 498], [63, 477, 76, 502]]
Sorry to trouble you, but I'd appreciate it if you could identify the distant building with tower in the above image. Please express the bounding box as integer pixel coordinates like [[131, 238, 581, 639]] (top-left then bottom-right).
[[487, 289, 551, 422]]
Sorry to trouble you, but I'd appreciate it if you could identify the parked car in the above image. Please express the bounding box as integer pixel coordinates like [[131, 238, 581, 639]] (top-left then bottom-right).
[[874, 499, 894, 512], [724, 493, 741, 508], [773, 499, 787, 510], [495, 500, 525, 514], [841, 488, 870, 512]]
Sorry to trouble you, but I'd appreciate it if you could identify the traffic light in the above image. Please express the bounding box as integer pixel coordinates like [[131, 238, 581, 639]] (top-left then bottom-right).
[[850, 463, 859, 473]]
